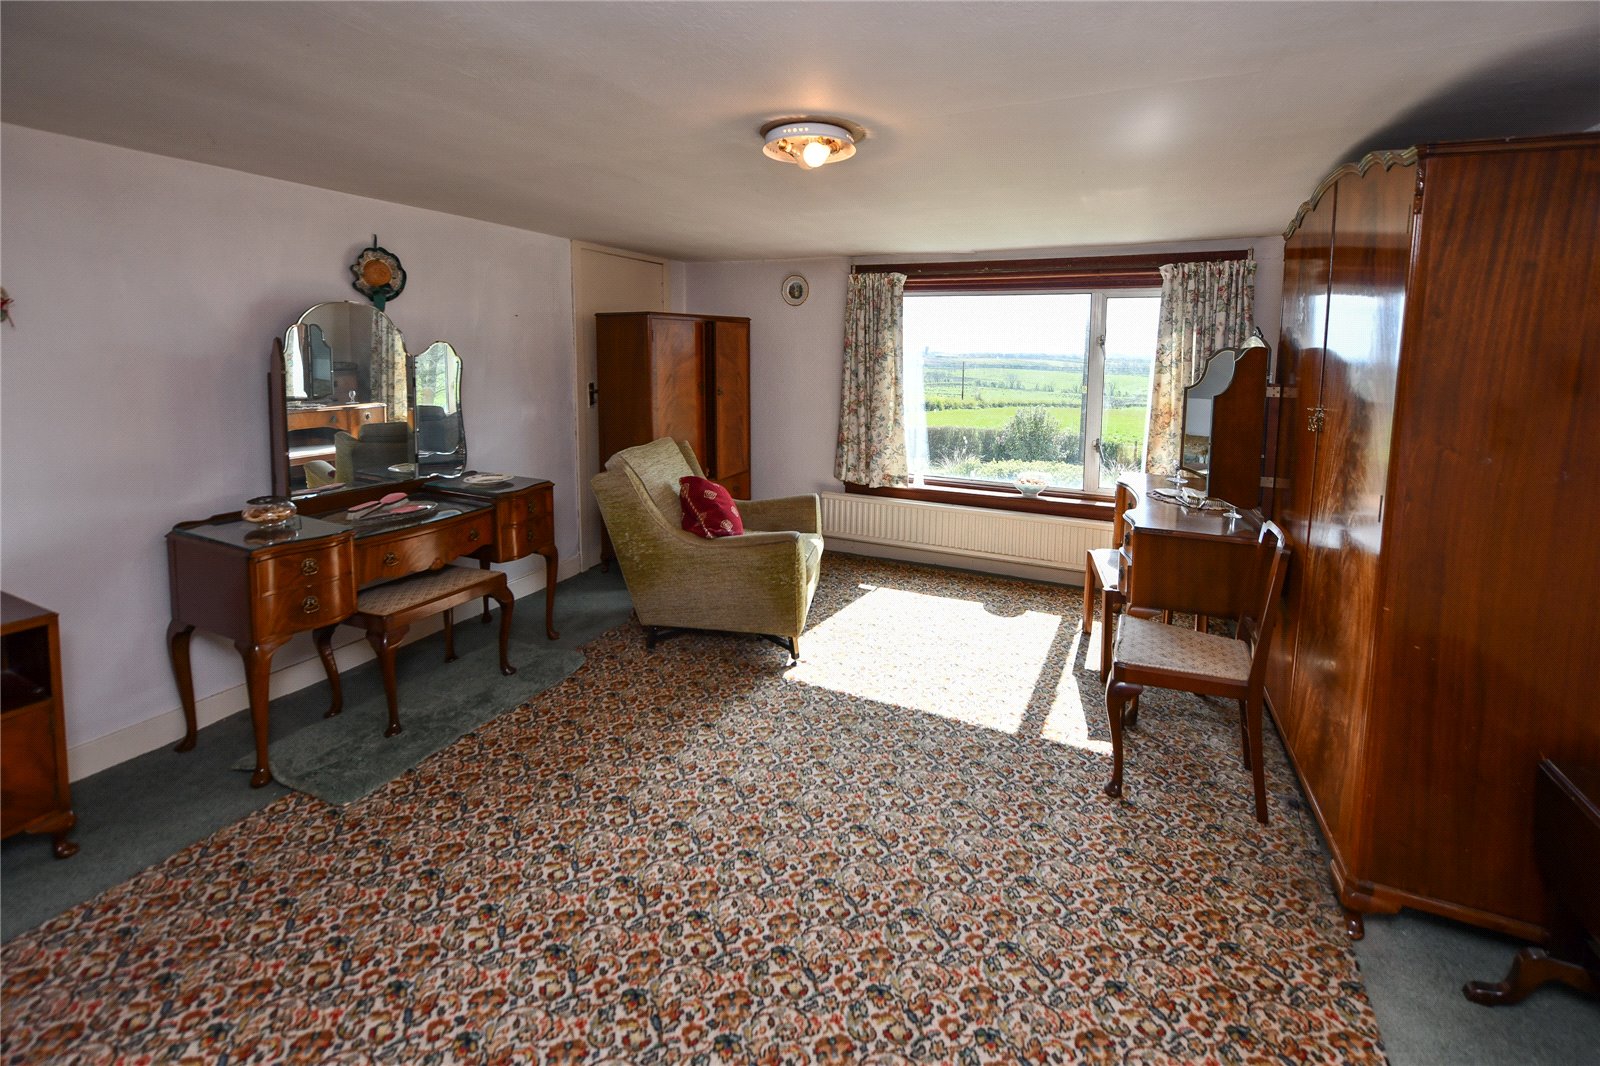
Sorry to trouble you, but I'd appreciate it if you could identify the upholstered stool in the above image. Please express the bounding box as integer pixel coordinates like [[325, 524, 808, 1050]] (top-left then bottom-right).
[[313, 566, 515, 738]]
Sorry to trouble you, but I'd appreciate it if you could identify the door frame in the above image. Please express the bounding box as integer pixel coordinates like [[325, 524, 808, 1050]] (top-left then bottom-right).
[[570, 242, 671, 570]]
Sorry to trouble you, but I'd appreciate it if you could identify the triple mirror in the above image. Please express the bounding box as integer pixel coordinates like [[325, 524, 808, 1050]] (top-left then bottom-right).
[[1178, 333, 1269, 506], [270, 301, 466, 497]]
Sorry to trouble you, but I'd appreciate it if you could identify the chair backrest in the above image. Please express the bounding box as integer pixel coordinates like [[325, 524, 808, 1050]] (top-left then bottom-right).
[[1243, 520, 1290, 688], [604, 438, 706, 522], [333, 421, 412, 484]]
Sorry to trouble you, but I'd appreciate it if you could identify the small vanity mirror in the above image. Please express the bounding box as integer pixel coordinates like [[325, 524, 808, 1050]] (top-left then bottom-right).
[[413, 341, 467, 478], [1179, 333, 1270, 506]]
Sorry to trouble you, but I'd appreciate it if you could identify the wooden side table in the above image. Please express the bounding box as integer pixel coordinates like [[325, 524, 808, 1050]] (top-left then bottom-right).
[[1464, 760, 1599, 1005], [1, 592, 78, 858]]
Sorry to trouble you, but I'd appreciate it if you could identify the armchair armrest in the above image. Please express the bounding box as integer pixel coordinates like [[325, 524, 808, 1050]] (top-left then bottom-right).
[[739, 494, 822, 535]]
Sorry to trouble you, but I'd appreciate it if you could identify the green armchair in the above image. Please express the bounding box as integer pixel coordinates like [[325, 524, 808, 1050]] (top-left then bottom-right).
[[592, 438, 823, 661]]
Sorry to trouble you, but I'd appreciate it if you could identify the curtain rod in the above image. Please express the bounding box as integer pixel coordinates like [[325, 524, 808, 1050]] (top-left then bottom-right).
[[850, 249, 1251, 277]]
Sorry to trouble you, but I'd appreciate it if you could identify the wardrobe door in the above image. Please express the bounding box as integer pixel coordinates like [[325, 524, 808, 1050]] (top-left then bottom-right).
[[708, 318, 751, 498], [1285, 159, 1414, 859], [1267, 192, 1335, 726], [649, 315, 707, 463], [1366, 141, 1600, 929]]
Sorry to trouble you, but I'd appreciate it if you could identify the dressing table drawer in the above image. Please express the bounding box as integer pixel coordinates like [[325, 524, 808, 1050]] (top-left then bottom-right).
[[257, 580, 355, 637], [255, 543, 354, 596], [485, 483, 555, 562], [355, 512, 495, 586]]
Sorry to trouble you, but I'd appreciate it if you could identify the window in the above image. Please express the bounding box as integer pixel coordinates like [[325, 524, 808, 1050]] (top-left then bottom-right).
[[903, 288, 1160, 495]]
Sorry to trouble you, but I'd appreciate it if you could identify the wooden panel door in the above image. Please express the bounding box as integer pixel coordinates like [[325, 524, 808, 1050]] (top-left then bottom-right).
[[1266, 186, 1335, 740], [1365, 140, 1600, 931], [573, 246, 669, 568], [1283, 157, 1414, 865], [648, 316, 707, 462], [709, 318, 751, 498]]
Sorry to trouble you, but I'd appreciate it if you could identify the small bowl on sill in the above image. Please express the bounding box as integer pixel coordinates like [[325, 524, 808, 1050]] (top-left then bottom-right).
[[1014, 473, 1049, 499]]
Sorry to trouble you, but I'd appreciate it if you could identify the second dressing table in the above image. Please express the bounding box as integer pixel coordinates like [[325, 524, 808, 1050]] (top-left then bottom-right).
[[167, 301, 558, 788], [1113, 472, 1264, 620]]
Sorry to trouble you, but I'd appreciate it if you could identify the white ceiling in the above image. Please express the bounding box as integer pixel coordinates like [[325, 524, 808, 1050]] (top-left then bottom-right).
[[3, 2, 1596, 261]]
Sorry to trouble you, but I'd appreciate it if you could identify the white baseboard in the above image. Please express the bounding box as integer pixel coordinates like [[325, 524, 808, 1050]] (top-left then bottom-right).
[[66, 561, 580, 781]]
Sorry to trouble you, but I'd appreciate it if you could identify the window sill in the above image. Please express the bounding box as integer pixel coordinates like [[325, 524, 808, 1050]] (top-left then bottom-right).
[[843, 481, 1116, 522]]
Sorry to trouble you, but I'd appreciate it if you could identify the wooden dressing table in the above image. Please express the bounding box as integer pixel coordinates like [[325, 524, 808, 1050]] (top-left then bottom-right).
[[167, 478, 557, 787], [1113, 473, 1264, 618], [168, 300, 558, 788]]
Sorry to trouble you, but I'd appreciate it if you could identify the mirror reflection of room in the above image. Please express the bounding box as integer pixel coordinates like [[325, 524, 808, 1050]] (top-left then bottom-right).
[[1178, 333, 1269, 505], [274, 301, 476, 495]]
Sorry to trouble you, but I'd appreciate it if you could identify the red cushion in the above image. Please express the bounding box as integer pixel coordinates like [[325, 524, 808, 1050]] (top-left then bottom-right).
[[680, 476, 744, 538]]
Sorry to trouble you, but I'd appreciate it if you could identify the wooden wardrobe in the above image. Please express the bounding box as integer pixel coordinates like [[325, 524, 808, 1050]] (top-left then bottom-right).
[[595, 312, 751, 498], [1268, 133, 1599, 941]]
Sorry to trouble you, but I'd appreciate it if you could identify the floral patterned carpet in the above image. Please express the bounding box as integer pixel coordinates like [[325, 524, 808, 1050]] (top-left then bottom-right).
[[1, 555, 1384, 1064]]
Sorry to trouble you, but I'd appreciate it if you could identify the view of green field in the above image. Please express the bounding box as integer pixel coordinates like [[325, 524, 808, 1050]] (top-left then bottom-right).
[[905, 292, 1159, 489], [916, 354, 1152, 483]]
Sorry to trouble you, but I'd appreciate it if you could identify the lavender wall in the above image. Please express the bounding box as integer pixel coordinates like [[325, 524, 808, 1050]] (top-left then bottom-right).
[[678, 258, 849, 499], [1, 125, 580, 770]]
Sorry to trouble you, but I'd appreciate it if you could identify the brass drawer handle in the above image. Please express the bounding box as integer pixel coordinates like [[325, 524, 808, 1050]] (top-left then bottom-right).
[[302, 596, 320, 614], [383, 551, 399, 566], [300, 558, 320, 576], [527, 501, 536, 516], [467, 529, 481, 543]]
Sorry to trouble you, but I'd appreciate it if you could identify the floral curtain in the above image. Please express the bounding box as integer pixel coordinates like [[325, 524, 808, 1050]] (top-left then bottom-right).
[[835, 272, 911, 487], [370, 313, 409, 422], [1144, 258, 1256, 476]]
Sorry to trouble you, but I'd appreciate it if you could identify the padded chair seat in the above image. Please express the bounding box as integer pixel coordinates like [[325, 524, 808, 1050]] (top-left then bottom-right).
[[1113, 613, 1251, 683], [356, 566, 495, 615]]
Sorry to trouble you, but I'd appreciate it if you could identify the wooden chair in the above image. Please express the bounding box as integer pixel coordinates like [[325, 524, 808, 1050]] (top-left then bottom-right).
[[314, 566, 515, 738], [1083, 547, 1175, 683], [1103, 523, 1289, 823]]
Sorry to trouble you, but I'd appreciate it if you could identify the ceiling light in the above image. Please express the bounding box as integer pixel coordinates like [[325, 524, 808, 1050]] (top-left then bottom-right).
[[762, 119, 857, 170]]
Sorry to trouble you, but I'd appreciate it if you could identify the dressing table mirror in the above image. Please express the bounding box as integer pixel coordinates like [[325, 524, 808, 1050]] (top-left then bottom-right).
[[269, 302, 468, 498], [1178, 333, 1269, 507], [414, 341, 467, 478]]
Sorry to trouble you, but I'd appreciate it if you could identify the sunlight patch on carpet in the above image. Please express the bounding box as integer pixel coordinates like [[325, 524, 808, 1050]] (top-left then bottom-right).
[[1038, 627, 1113, 755], [785, 583, 1059, 733]]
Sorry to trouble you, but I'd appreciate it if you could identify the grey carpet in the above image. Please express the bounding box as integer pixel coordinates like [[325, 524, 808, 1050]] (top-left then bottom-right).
[[229, 638, 583, 805]]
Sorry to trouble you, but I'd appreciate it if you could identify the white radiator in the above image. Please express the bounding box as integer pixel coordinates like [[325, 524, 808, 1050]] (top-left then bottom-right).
[[820, 492, 1111, 576]]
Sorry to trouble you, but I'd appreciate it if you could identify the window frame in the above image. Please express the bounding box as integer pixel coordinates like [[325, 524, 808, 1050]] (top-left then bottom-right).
[[843, 251, 1249, 514]]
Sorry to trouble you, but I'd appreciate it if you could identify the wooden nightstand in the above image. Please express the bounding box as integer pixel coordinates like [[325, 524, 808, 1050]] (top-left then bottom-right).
[[1, 592, 78, 858]]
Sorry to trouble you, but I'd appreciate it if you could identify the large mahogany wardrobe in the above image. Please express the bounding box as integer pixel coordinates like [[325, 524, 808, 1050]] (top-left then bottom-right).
[[595, 312, 752, 498], [1268, 133, 1598, 940]]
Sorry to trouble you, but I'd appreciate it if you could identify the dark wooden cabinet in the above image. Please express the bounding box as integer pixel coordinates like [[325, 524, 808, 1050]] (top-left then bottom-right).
[[1, 593, 77, 858], [596, 312, 751, 498], [1267, 133, 1600, 941]]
